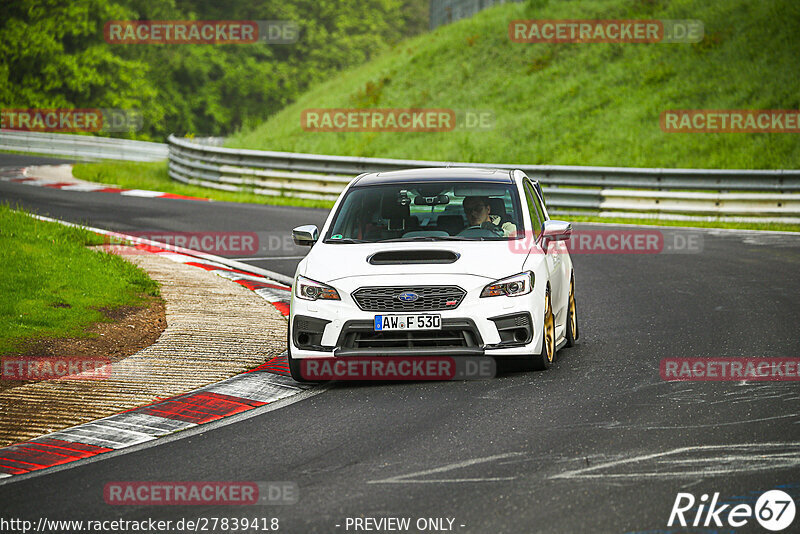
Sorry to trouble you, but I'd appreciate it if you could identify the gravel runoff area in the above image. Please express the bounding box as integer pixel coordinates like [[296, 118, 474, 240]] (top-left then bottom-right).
[[0, 246, 288, 446]]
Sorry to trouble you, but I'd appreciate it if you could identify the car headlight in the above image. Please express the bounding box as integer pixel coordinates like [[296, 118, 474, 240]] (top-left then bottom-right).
[[295, 275, 340, 301], [480, 271, 534, 298]]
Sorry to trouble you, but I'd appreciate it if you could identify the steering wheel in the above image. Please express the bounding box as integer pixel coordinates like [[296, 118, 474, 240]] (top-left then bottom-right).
[[458, 225, 501, 237]]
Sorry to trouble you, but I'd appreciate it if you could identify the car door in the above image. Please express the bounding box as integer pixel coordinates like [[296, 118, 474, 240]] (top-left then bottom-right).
[[527, 179, 568, 333], [522, 178, 557, 301], [533, 180, 571, 313]]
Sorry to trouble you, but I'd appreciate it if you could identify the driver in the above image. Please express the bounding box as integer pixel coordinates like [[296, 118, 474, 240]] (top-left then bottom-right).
[[462, 196, 517, 237]]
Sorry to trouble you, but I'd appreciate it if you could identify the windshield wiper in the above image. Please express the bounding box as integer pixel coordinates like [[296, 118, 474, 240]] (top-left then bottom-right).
[[379, 236, 476, 243], [324, 238, 368, 244]]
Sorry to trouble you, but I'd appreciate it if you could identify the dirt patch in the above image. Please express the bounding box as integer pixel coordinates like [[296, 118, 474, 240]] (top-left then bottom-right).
[[0, 297, 166, 394]]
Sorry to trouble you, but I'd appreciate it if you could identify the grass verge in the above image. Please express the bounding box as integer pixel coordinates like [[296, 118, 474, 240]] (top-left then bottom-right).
[[0, 204, 161, 354], [71, 160, 335, 210]]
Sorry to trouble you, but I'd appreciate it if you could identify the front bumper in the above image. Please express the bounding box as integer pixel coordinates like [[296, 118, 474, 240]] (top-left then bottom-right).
[[333, 317, 485, 357], [289, 274, 543, 359]]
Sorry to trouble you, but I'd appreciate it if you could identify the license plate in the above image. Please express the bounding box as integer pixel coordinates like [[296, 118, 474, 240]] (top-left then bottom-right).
[[374, 314, 441, 331]]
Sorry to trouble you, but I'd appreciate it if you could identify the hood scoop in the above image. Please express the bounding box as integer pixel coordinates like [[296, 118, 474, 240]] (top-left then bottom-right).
[[368, 249, 461, 265]]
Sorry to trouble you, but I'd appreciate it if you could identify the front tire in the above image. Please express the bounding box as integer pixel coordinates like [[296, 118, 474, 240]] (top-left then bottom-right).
[[516, 289, 556, 371], [287, 327, 314, 383], [528, 290, 556, 371], [565, 275, 579, 348]]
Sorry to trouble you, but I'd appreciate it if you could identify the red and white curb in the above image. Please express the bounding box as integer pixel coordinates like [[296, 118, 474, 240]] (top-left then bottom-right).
[[0, 166, 208, 201], [123, 242, 292, 317], [0, 364, 301, 478], [0, 216, 299, 480]]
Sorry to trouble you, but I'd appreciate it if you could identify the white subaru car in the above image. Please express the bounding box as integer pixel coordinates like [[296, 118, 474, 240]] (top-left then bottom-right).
[[287, 168, 578, 381]]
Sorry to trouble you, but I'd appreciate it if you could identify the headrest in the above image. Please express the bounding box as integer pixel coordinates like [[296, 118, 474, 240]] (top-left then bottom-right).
[[381, 194, 410, 220], [487, 197, 507, 216]]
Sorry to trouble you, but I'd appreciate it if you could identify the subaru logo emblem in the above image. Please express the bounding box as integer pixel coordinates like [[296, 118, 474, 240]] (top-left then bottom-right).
[[397, 291, 419, 303]]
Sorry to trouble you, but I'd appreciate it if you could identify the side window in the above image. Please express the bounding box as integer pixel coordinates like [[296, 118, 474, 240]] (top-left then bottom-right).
[[523, 180, 543, 240], [533, 181, 548, 215], [532, 185, 547, 226]]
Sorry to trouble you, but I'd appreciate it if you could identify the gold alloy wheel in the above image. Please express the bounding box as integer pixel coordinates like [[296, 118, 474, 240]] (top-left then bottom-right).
[[545, 295, 555, 363], [569, 280, 577, 336]]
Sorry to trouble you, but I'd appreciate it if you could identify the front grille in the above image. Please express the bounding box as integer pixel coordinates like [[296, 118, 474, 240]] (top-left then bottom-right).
[[352, 285, 466, 311], [337, 319, 482, 350], [352, 330, 470, 349]]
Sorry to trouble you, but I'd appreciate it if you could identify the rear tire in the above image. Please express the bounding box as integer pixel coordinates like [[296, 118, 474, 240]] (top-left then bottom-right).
[[565, 275, 579, 348]]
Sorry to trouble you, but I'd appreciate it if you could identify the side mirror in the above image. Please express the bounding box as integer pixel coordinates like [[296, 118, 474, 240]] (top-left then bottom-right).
[[541, 220, 572, 244], [292, 225, 319, 246]]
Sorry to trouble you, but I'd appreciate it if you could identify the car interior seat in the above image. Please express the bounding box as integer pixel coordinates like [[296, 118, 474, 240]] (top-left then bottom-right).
[[378, 194, 410, 238], [488, 197, 514, 225], [435, 214, 466, 236]]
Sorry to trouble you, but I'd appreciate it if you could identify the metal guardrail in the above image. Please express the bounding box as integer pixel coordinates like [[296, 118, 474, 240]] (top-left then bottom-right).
[[0, 130, 167, 162], [1, 130, 796, 222], [168, 135, 800, 223]]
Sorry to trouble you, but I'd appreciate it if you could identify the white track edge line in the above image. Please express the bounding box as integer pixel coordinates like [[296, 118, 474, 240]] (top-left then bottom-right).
[[0, 385, 328, 487]]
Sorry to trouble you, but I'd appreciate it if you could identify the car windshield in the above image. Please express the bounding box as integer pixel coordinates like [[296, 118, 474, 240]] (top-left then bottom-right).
[[324, 181, 524, 243]]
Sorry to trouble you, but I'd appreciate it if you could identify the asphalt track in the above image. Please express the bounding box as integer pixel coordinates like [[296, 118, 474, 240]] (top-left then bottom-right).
[[1, 154, 800, 533]]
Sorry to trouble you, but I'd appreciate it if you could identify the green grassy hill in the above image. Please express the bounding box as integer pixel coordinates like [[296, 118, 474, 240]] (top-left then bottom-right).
[[227, 0, 800, 169]]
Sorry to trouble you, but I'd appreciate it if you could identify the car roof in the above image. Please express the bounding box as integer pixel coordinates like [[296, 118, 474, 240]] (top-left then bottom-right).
[[352, 167, 515, 187]]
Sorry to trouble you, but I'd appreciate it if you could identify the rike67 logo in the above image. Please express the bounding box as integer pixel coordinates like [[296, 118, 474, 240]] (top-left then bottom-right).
[[669, 490, 796, 531]]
